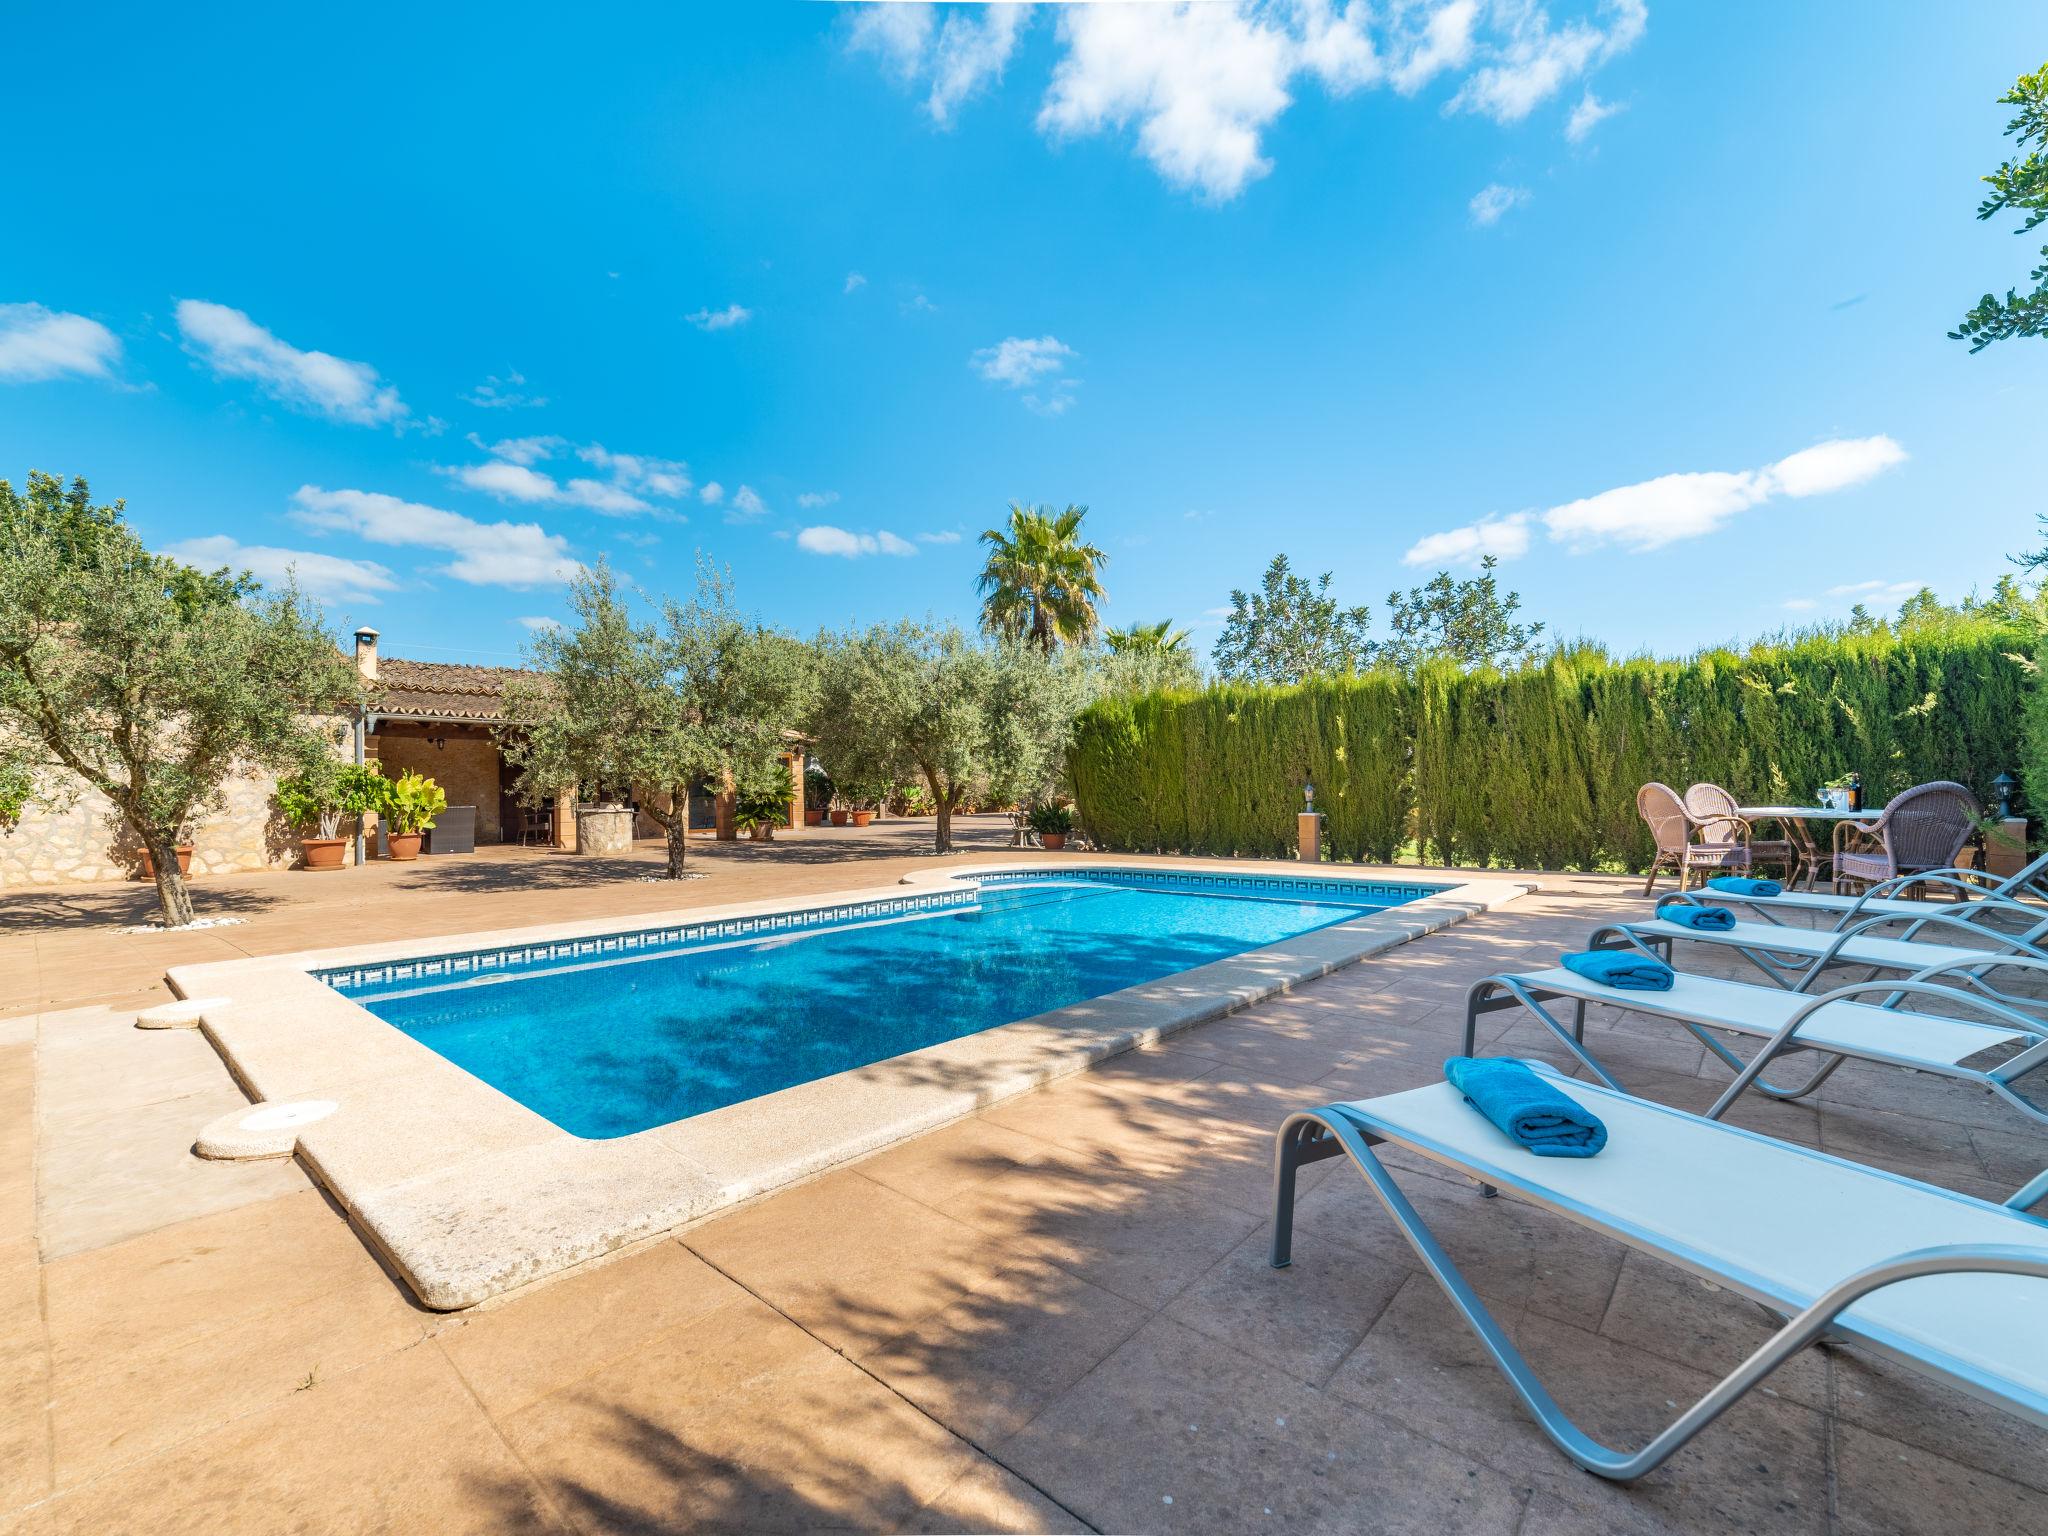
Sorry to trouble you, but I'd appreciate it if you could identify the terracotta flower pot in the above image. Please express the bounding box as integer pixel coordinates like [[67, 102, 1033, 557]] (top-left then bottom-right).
[[386, 831, 423, 861], [830, 809, 850, 827], [1040, 831, 1067, 851], [804, 808, 825, 826], [138, 844, 194, 879], [301, 836, 349, 871], [850, 810, 874, 828]]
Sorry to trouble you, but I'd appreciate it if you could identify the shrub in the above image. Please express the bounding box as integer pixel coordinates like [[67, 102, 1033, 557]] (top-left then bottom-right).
[[1027, 803, 1074, 835], [1070, 623, 2033, 871]]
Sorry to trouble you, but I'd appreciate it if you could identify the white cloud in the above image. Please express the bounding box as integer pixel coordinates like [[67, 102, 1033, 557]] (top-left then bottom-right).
[[699, 481, 725, 505], [797, 490, 841, 509], [441, 438, 695, 518], [927, 2, 1031, 122], [1468, 182, 1530, 225], [1038, 2, 1298, 200], [160, 534, 399, 606], [1781, 598, 1818, 613], [845, 271, 868, 294], [1826, 578, 1921, 600], [1565, 88, 1623, 142], [467, 432, 564, 466], [1449, 0, 1646, 125], [577, 444, 692, 499], [686, 303, 753, 331], [917, 529, 963, 544], [1401, 512, 1533, 567], [796, 525, 919, 558], [972, 335, 1081, 414], [0, 303, 122, 382], [175, 299, 409, 427], [463, 371, 547, 409], [1767, 435, 1909, 499], [726, 485, 770, 523], [853, 1, 1634, 201], [1407, 435, 1909, 562], [290, 485, 579, 588], [516, 615, 562, 631]]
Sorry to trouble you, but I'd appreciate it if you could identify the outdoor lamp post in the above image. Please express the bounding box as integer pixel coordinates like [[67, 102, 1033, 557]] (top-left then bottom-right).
[[1298, 780, 1324, 864], [1994, 772, 2016, 819]]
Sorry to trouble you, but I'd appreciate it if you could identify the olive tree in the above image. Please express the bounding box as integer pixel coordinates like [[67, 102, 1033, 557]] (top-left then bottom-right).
[[812, 622, 1081, 854], [0, 472, 360, 926], [505, 558, 808, 877]]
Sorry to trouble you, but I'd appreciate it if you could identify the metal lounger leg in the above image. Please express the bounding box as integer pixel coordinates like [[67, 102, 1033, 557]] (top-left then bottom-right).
[[1268, 1106, 2048, 1482]]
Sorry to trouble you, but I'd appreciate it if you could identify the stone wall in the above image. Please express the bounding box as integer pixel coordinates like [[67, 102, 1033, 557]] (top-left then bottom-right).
[[369, 723, 505, 843], [0, 765, 299, 889]]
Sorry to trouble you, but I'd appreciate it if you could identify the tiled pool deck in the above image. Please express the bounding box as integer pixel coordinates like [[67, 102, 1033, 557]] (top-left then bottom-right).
[[3, 818, 2044, 1532]]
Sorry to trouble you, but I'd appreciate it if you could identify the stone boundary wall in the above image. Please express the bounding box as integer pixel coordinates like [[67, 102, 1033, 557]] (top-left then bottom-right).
[[0, 764, 298, 889]]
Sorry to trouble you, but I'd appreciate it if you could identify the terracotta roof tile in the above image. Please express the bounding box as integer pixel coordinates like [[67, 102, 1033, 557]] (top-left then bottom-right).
[[373, 657, 535, 722]]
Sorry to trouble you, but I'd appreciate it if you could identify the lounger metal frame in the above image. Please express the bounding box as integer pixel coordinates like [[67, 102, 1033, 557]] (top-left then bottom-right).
[[1461, 965, 2048, 1125], [1590, 901, 2048, 996], [1674, 874, 2048, 941], [1269, 1098, 2048, 1481]]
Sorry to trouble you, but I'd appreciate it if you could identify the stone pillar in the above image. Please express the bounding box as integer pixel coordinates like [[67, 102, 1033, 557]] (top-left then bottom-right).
[[575, 805, 635, 855], [553, 786, 577, 851], [1986, 816, 2028, 879], [1297, 812, 1325, 863]]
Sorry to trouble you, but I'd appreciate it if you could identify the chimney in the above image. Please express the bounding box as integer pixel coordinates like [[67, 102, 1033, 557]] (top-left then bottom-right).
[[353, 626, 380, 682]]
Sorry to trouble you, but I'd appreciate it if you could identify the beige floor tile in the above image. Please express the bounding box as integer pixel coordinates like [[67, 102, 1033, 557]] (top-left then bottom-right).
[[440, 1238, 741, 1417], [13, 1340, 562, 1534], [860, 1255, 1150, 1444], [855, 1112, 1058, 1208], [897, 1458, 1083, 1535], [49, 1271, 427, 1488], [42, 1187, 378, 1375], [1833, 1422, 2048, 1536], [1001, 1314, 1527, 1535], [500, 1290, 982, 1534]]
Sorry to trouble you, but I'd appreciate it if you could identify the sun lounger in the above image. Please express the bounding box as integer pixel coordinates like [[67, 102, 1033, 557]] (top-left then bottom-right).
[[1591, 902, 2048, 992], [1269, 1068, 2048, 1481], [1693, 853, 2048, 934], [1463, 962, 2048, 1125]]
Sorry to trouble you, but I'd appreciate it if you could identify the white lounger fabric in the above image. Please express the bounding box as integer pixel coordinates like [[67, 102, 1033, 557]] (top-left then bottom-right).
[[1729, 890, 2030, 923], [1511, 967, 2031, 1069], [1625, 917, 2003, 974], [1338, 1075, 2048, 1423]]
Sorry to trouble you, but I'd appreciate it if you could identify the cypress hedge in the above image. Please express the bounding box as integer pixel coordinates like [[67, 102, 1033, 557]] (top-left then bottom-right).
[[1068, 624, 2033, 871]]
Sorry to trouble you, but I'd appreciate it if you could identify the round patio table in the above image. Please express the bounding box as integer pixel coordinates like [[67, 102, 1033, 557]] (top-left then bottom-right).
[[1736, 805, 1883, 891]]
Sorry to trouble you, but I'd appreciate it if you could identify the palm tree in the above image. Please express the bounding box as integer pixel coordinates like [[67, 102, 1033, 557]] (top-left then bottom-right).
[[1103, 619, 1190, 655], [976, 503, 1107, 652]]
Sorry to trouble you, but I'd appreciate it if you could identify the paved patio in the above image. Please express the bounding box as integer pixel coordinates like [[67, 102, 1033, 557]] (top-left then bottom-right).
[[3, 823, 2044, 1532]]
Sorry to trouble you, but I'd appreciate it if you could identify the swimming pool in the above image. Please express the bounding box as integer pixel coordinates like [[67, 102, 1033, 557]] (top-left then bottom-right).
[[322, 871, 1441, 1139]]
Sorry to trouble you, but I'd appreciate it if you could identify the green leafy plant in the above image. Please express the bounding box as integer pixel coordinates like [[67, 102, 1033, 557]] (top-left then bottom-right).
[[1951, 61, 2048, 351], [1027, 803, 1074, 835], [803, 764, 834, 812], [276, 753, 383, 839], [379, 770, 446, 836]]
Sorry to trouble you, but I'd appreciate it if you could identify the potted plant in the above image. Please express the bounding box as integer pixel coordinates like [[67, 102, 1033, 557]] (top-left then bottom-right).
[[1817, 775, 1855, 811], [275, 759, 382, 871], [379, 769, 446, 861], [1028, 803, 1075, 851], [734, 784, 788, 842], [850, 800, 875, 829], [829, 798, 851, 827], [803, 766, 833, 827], [138, 834, 194, 879]]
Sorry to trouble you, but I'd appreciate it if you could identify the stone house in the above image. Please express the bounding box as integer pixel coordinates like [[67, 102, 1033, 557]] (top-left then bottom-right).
[[0, 626, 806, 890]]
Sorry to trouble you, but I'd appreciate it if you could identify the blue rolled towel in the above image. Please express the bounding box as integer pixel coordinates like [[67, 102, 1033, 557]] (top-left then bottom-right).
[[1560, 950, 1674, 991], [1443, 1057, 1608, 1158], [1708, 876, 1783, 898], [1662, 903, 1736, 931]]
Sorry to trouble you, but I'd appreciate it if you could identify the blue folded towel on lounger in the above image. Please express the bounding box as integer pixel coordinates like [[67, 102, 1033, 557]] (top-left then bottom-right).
[[1662, 903, 1736, 931], [1560, 950, 1674, 991], [1443, 1057, 1608, 1158], [1708, 876, 1783, 898]]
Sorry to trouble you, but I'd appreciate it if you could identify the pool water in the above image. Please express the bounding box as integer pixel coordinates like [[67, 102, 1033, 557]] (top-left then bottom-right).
[[339, 876, 1432, 1138]]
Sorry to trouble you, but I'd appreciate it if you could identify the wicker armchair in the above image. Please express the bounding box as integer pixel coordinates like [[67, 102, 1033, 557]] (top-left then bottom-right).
[[1832, 781, 1982, 894], [1685, 782, 1802, 886], [1638, 781, 1753, 895]]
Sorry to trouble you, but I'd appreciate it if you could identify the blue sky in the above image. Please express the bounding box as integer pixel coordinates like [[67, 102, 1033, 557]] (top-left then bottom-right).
[[3, 2, 2044, 667]]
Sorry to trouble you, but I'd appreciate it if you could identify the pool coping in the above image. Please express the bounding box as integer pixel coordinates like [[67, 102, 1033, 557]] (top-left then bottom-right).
[[163, 859, 1531, 1310]]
